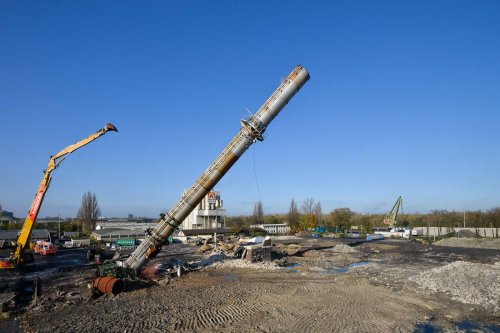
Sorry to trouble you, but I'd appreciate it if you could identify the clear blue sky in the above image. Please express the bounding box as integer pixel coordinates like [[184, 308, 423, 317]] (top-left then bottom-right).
[[1, 1, 499, 218]]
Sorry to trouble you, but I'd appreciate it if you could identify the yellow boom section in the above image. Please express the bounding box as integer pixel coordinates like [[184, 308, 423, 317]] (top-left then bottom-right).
[[13, 123, 118, 265]]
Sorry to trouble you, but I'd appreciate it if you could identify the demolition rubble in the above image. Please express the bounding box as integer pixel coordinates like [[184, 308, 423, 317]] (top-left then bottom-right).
[[1, 235, 499, 333]]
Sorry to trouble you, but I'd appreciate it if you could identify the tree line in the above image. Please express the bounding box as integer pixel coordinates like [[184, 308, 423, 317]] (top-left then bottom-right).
[[225, 198, 500, 233], [0, 192, 101, 235], [3, 196, 499, 235]]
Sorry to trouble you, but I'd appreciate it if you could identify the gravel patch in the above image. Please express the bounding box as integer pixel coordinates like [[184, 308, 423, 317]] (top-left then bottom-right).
[[196, 253, 281, 270], [271, 236, 300, 240], [410, 261, 500, 311], [328, 244, 359, 253], [434, 238, 500, 249]]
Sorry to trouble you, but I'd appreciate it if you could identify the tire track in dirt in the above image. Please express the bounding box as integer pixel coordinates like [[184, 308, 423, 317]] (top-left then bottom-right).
[[244, 277, 415, 333], [174, 289, 270, 331], [20, 268, 467, 333]]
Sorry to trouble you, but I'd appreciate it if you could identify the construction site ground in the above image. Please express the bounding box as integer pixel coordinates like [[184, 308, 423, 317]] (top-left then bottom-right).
[[1, 237, 500, 333]]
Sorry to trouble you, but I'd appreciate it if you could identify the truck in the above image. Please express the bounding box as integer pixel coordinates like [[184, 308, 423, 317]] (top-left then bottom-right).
[[93, 65, 310, 294], [0, 123, 117, 269], [63, 239, 91, 248]]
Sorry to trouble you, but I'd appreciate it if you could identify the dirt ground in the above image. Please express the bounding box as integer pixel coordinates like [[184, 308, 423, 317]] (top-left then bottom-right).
[[2, 238, 500, 332]]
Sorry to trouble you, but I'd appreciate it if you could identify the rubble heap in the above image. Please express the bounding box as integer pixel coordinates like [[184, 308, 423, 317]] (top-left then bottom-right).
[[328, 244, 359, 253], [410, 261, 500, 311]]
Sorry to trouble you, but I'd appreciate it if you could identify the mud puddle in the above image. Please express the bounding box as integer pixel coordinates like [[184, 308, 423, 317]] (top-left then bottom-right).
[[413, 320, 500, 333], [284, 261, 371, 274], [323, 261, 370, 274]]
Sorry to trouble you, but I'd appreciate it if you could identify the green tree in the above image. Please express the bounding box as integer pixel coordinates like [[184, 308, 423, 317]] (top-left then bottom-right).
[[300, 213, 317, 230], [264, 214, 283, 224], [487, 207, 500, 237], [328, 208, 354, 232], [227, 216, 244, 234], [300, 198, 323, 230]]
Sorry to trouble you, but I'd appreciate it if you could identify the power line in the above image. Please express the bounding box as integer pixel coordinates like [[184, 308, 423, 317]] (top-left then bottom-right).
[[252, 145, 263, 205]]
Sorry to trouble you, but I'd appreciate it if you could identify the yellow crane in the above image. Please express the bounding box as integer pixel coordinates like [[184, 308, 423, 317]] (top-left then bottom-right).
[[383, 196, 403, 227], [0, 123, 117, 269]]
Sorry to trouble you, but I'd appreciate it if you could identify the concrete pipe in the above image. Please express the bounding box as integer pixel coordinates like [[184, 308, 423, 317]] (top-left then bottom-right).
[[93, 277, 124, 295]]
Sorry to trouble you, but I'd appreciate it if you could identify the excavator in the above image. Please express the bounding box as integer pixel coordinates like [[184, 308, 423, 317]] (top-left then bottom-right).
[[0, 123, 118, 269], [92, 65, 310, 294], [383, 196, 403, 227]]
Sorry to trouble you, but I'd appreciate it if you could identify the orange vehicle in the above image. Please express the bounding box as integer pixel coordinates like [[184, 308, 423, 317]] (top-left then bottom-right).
[[34, 241, 57, 256]]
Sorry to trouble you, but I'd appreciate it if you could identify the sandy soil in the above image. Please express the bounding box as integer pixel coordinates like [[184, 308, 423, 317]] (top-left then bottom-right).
[[3, 238, 500, 332]]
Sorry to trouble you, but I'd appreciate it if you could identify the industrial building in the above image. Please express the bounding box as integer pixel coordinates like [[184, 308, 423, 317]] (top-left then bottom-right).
[[0, 210, 14, 219], [250, 223, 290, 235], [0, 229, 49, 247], [95, 220, 157, 232], [0, 209, 15, 225], [91, 228, 146, 242], [180, 190, 226, 230]]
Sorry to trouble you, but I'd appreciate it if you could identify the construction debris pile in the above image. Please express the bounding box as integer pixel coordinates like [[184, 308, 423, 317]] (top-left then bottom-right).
[[410, 261, 500, 311], [195, 236, 273, 262], [272, 243, 302, 256], [3, 237, 500, 333], [26, 290, 84, 313], [328, 244, 360, 253], [434, 237, 500, 249], [198, 253, 280, 271]]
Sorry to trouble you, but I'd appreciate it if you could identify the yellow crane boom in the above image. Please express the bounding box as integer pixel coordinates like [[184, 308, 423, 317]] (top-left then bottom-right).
[[8, 123, 118, 267]]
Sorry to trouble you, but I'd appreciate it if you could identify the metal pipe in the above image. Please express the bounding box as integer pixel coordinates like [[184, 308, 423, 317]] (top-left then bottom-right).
[[124, 65, 310, 271], [93, 277, 124, 294]]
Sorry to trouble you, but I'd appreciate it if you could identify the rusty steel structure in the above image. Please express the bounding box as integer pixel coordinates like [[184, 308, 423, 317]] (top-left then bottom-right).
[[93, 277, 125, 295], [123, 65, 310, 271]]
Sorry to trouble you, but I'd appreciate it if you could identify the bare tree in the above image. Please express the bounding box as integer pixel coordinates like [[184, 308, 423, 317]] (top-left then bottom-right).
[[314, 201, 323, 226], [301, 198, 315, 215], [299, 198, 321, 230], [77, 192, 101, 233], [287, 199, 300, 230], [253, 201, 264, 224]]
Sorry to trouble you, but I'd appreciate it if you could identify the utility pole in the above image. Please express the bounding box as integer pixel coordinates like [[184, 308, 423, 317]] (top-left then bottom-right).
[[58, 213, 61, 240]]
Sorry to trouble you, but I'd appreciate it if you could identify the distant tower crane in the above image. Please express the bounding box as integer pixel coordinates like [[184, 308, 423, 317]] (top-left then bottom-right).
[[383, 196, 403, 228]]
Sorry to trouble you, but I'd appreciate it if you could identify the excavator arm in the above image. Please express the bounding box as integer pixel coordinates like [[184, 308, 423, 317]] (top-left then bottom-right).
[[10, 123, 118, 266]]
